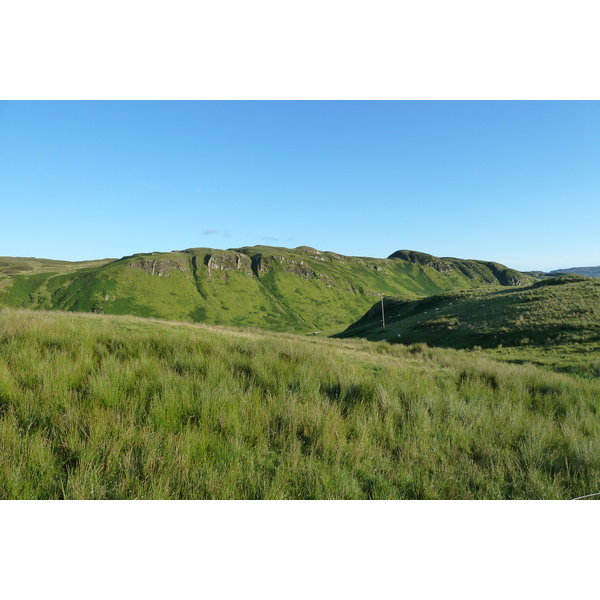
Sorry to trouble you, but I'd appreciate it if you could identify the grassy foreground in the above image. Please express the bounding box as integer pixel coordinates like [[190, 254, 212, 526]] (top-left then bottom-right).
[[1, 308, 599, 499]]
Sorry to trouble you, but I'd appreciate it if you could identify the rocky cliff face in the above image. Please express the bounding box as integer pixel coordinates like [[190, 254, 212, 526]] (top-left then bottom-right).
[[256, 255, 317, 280], [205, 253, 253, 276], [129, 258, 189, 277]]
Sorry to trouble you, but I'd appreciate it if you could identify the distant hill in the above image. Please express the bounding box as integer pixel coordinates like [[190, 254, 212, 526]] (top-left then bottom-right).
[[550, 266, 600, 278], [387, 250, 528, 286], [336, 274, 600, 348], [0, 256, 114, 277], [0, 246, 533, 334]]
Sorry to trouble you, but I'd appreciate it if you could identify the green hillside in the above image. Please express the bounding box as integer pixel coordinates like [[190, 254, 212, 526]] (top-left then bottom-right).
[[1, 308, 599, 499], [0, 246, 533, 334], [337, 274, 600, 349], [0, 256, 114, 279]]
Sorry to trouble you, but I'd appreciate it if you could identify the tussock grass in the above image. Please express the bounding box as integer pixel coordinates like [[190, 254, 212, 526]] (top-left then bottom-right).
[[1, 308, 599, 499]]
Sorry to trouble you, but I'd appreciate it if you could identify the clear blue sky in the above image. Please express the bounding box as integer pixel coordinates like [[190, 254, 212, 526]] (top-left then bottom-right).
[[1, 101, 598, 271]]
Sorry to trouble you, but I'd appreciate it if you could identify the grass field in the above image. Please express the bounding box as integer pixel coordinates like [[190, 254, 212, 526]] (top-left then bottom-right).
[[1, 307, 599, 499]]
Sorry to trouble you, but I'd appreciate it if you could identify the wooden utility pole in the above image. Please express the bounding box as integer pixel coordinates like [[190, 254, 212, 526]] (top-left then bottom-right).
[[380, 294, 385, 329]]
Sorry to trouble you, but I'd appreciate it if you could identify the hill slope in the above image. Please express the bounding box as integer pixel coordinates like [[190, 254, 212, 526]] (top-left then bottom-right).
[[1, 308, 599, 499], [337, 275, 600, 348], [551, 266, 600, 278], [0, 246, 532, 334], [0, 256, 114, 279]]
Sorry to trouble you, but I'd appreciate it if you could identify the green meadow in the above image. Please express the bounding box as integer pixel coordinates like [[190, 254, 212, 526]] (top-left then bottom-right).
[[1, 308, 599, 499]]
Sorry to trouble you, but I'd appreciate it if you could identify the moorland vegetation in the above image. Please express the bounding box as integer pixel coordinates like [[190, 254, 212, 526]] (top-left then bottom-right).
[[339, 275, 600, 350], [1, 308, 599, 499], [0, 247, 532, 335], [1, 247, 599, 499]]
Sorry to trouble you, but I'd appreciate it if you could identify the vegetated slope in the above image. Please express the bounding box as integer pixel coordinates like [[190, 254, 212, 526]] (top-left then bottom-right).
[[337, 275, 600, 349], [387, 250, 528, 286], [1, 308, 599, 500], [0, 246, 533, 334], [0, 256, 114, 281], [550, 266, 600, 278]]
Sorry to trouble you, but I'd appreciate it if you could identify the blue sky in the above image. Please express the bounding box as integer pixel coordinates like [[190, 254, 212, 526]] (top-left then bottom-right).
[[1, 100, 598, 271]]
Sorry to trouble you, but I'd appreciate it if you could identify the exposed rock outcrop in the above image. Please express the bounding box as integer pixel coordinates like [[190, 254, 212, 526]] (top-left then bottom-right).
[[205, 253, 253, 276], [129, 259, 189, 277]]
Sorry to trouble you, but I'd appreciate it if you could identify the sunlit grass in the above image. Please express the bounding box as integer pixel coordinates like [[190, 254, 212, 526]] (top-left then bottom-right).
[[1, 308, 599, 499]]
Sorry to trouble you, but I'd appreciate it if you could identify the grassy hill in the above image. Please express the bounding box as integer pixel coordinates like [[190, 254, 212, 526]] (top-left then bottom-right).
[[1, 307, 599, 499], [337, 275, 600, 350], [0, 256, 114, 279], [0, 246, 531, 333], [0, 246, 532, 335]]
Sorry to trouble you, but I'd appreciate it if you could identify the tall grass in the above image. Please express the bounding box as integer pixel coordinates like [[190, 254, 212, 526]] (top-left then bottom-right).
[[1, 309, 599, 499]]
